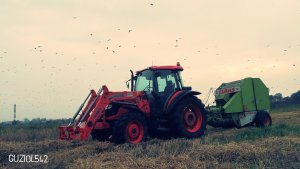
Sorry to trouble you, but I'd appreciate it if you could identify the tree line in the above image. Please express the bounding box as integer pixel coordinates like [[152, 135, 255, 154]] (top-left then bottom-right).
[[270, 90, 300, 108]]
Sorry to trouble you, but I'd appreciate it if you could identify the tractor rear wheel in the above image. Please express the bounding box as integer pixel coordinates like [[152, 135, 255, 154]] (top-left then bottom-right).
[[255, 111, 272, 127], [112, 112, 148, 144], [170, 96, 206, 138], [91, 129, 111, 141]]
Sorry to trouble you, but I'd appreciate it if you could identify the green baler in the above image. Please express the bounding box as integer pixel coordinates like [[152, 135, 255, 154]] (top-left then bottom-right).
[[207, 77, 272, 128]]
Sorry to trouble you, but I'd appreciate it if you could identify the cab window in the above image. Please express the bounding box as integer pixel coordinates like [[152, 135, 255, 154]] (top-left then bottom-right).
[[135, 70, 153, 93]]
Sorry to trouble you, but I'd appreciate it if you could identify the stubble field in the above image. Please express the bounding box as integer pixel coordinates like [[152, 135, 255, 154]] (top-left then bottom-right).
[[1, 111, 300, 169]]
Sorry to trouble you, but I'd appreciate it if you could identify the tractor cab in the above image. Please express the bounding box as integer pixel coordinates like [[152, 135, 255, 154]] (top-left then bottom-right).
[[131, 63, 188, 113]]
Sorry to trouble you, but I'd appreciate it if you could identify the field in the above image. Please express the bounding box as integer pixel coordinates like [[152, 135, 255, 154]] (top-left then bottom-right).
[[1, 110, 300, 169]]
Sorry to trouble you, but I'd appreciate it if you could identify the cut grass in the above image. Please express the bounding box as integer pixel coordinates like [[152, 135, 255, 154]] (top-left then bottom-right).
[[1, 110, 300, 169], [234, 123, 300, 142], [0, 125, 58, 142]]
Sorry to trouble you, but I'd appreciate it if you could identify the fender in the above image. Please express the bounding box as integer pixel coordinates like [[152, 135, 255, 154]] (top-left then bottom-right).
[[164, 90, 201, 113]]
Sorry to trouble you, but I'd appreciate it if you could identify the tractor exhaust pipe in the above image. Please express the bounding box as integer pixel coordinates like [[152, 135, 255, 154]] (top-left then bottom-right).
[[130, 69, 134, 91]]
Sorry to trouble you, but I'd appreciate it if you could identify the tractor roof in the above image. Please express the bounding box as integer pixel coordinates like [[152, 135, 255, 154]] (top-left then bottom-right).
[[137, 65, 183, 74]]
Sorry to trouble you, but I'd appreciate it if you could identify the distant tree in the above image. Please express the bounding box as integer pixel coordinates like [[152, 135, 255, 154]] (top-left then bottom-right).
[[24, 118, 29, 123], [273, 93, 283, 102], [291, 90, 300, 104]]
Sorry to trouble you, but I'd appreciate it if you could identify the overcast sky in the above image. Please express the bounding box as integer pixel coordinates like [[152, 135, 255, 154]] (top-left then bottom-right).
[[0, 0, 299, 121]]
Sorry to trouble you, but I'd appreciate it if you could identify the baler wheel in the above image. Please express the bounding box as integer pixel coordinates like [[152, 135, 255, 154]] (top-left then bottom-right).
[[255, 111, 272, 127], [170, 96, 206, 138], [112, 112, 148, 144]]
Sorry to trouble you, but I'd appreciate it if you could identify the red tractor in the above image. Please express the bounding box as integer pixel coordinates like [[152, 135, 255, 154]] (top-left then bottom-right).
[[59, 63, 206, 144]]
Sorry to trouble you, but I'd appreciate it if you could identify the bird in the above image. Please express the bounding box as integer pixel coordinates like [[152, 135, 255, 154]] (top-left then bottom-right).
[[118, 45, 122, 48], [293, 64, 296, 66], [129, 30, 132, 33], [73, 17, 77, 19], [150, 3, 154, 6]]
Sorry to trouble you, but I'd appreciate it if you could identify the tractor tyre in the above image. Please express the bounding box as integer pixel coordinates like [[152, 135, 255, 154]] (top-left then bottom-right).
[[91, 129, 111, 141], [170, 96, 206, 138], [112, 112, 148, 144], [255, 111, 272, 127]]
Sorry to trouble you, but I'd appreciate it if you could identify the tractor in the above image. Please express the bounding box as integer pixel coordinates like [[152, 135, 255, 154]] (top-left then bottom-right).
[[59, 63, 207, 144]]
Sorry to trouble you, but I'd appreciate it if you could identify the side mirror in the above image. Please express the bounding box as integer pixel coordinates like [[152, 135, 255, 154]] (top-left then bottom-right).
[[126, 79, 130, 89]]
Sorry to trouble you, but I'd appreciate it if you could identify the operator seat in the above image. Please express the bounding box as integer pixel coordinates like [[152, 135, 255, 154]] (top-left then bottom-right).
[[164, 80, 175, 96]]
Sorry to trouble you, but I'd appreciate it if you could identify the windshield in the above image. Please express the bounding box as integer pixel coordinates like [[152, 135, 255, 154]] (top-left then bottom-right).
[[177, 71, 184, 87], [135, 70, 153, 93]]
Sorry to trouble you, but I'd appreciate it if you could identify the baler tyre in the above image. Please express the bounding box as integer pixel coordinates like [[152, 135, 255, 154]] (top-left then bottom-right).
[[170, 96, 206, 138], [91, 129, 111, 141], [112, 112, 148, 144], [255, 111, 272, 127]]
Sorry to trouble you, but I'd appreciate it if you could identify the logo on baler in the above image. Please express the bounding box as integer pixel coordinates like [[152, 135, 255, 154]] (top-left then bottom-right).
[[215, 86, 240, 95]]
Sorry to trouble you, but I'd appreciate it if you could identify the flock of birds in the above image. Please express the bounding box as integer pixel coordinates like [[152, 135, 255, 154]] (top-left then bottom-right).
[[0, 2, 299, 119]]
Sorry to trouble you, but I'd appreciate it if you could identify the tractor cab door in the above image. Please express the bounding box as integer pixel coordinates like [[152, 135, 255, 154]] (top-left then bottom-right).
[[152, 70, 182, 111], [134, 69, 182, 114], [135, 69, 154, 94], [134, 70, 159, 113]]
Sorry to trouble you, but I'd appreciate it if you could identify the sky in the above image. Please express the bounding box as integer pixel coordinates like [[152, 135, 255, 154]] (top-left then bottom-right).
[[0, 0, 299, 121]]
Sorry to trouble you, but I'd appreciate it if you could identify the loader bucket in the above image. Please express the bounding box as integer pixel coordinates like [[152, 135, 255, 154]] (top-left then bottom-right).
[[59, 126, 76, 140]]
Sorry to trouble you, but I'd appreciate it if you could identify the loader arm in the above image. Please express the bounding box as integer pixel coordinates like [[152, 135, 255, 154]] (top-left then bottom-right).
[[59, 85, 111, 140]]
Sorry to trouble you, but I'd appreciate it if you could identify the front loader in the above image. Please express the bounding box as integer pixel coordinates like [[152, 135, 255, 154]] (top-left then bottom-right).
[[59, 63, 207, 144]]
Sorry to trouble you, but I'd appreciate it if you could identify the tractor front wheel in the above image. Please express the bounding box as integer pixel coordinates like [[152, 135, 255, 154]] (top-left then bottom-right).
[[170, 96, 206, 138], [112, 112, 148, 144]]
